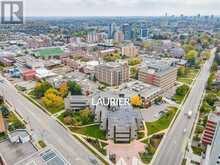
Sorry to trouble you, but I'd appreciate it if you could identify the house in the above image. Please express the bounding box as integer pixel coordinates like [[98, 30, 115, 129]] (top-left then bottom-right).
[[8, 129, 30, 144], [170, 47, 185, 59]]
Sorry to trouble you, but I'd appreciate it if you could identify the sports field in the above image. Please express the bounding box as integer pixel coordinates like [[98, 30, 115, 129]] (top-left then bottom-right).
[[34, 47, 64, 57]]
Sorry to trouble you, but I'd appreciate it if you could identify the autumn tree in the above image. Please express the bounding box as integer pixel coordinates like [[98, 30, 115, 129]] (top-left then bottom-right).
[[42, 88, 64, 109], [59, 82, 69, 97], [130, 95, 142, 107], [34, 81, 51, 98]]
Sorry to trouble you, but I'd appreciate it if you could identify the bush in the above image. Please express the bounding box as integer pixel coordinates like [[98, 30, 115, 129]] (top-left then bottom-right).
[[204, 93, 217, 106], [63, 116, 73, 125], [0, 105, 9, 118], [176, 85, 189, 96], [79, 109, 94, 125], [128, 57, 141, 66]]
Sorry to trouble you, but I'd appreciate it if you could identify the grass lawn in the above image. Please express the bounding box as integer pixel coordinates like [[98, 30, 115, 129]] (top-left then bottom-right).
[[137, 131, 145, 139], [177, 78, 192, 85], [191, 146, 206, 156], [86, 138, 107, 155], [145, 107, 177, 135], [34, 47, 64, 58], [139, 153, 154, 164], [140, 134, 164, 164], [0, 133, 7, 141], [45, 106, 63, 114], [70, 125, 106, 140], [172, 95, 184, 104], [58, 111, 94, 126], [38, 140, 47, 148], [178, 68, 199, 85], [7, 112, 25, 132]]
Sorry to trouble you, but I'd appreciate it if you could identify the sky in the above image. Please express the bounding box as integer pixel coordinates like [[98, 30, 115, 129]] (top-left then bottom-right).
[[24, 0, 220, 17]]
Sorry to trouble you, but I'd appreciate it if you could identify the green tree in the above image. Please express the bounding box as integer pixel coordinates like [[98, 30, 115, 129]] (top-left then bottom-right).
[[185, 50, 198, 64], [205, 93, 218, 106], [67, 81, 82, 95], [34, 81, 51, 98], [183, 44, 194, 54], [176, 85, 189, 96], [211, 62, 218, 72], [128, 57, 141, 66], [177, 66, 186, 77], [0, 105, 9, 118], [130, 66, 138, 79], [207, 73, 215, 90], [200, 101, 213, 113], [79, 108, 93, 125]]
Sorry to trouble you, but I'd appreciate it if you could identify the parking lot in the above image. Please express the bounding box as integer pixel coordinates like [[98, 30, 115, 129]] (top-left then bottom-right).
[[139, 103, 171, 122], [0, 140, 37, 165]]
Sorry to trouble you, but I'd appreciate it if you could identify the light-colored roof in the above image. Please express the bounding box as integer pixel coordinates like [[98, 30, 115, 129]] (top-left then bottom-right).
[[9, 129, 29, 139]]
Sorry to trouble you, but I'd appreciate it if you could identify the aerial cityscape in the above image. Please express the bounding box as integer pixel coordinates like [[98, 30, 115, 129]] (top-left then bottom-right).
[[0, 0, 220, 165]]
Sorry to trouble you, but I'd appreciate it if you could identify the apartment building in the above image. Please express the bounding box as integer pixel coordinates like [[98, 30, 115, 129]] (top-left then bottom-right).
[[94, 62, 129, 86], [87, 31, 98, 43], [203, 112, 220, 165], [121, 43, 138, 57], [202, 112, 220, 145], [114, 31, 124, 42], [138, 60, 177, 91]]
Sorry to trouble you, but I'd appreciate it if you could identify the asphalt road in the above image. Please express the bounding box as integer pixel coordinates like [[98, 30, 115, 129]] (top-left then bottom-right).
[[0, 78, 102, 165], [152, 48, 216, 165]]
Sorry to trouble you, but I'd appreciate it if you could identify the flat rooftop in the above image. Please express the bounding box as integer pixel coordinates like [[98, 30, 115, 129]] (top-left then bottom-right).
[[119, 80, 161, 98], [15, 147, 70, 165]]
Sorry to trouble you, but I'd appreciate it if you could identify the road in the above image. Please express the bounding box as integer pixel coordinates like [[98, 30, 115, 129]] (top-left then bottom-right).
[[0, 78, 102, 165], [153, 48, 216, 165]]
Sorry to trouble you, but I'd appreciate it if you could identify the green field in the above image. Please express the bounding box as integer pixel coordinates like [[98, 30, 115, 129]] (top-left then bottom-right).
[[70, 125, 106, 140], [145, 107, 178, 135], [34, 47, 64, 58]]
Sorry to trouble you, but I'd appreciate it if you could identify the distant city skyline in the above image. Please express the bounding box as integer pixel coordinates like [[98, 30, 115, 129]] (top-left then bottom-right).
[[24, 0, 220, 17]]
